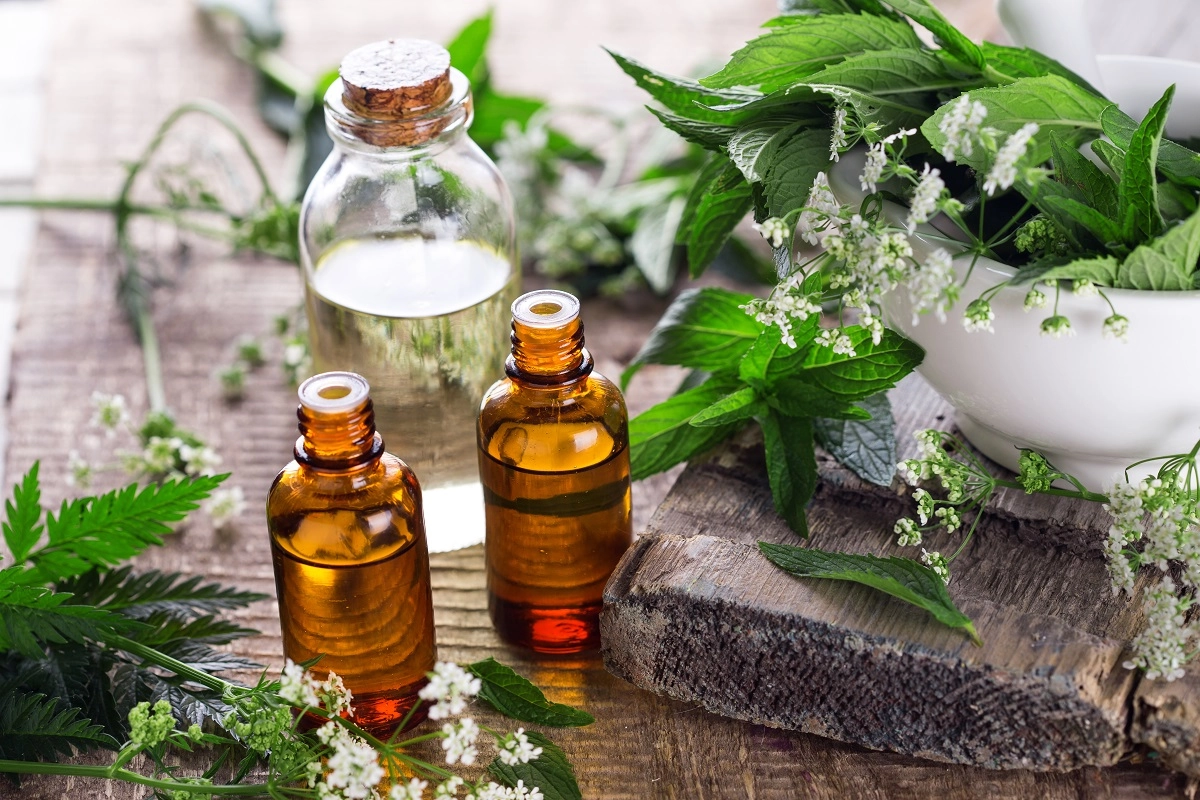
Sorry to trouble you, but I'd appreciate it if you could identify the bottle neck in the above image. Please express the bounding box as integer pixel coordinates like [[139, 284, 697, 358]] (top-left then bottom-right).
[[294, 374, 384, 470], [505, 291, 592, 385], [323, 72, 473, 153]]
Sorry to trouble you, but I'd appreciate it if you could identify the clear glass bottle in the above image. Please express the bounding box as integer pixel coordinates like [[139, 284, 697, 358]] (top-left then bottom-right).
[[267, 371, 437, 735], [478, 290, 633, 653], [300, 39, 520, 553]]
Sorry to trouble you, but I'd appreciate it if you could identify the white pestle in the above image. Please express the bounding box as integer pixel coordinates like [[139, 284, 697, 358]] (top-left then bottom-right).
[[995, 0, 1106, 93]]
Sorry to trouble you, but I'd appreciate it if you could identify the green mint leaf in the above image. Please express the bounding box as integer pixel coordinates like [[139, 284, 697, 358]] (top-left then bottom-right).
[[648, 107, 739, 149], [793, 327, 923, 399], [1091, 138, 1126, 180], [469, 658, 595, 727], [1049, 130, 1118, 219], [683, 165, 753, 277], [3, 463, 44, 563], [622, 287, 760, 388], [488, 731, 582, 800], [812, 392, 897, 486], [759, 542, 981, 643], [1039, 195, 1123, 248], [691, 386, 764, 428], [700, 14, 922, 92], [1103, 104, 1200, 189], [629, 196, 686, 294], [766, 379, 873, 420], [25, 474, 225, 584], [759, 412, 817, 537], [1116, 205, 1200, 289], [445, 9, 493, 87], [979, 42, 1100, 93], [1117, 84, 1172, 246], [58, 566, 268, 620], [469, 91, 544, 151], [629, 379, 744, 481], [738, 315, 822, 388], [606, 49, 758, 122], [761, 127, 833, 220], [698, 85, 821, 125], [728, 119, 809, 183], [0, 691, 119, 762], [1159, 179, 1199, 222], [922, 75, 1110, 173], [881, 0, 983, 70], [803, 49, 985, 101], [0, 568, 137, 659], [1012, 255, 1120, 287]]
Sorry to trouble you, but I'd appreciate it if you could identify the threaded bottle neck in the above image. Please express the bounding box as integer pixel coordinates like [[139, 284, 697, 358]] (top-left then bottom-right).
[[506, 290, 591, 383], [294, 372, 384, 469]]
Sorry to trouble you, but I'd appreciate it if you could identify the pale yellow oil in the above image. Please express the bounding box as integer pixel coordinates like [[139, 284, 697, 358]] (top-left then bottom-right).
[[306, 236, 519, 551]]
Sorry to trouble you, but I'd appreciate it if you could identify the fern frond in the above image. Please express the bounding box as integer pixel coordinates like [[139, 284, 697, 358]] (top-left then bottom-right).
[[0, 691, 118, 761], [58, 566, 267, 620], [2, 464, 44, 562], [22, 474, 225, 583], [0, 568, 137, 659], [135, 611, 257, 648]]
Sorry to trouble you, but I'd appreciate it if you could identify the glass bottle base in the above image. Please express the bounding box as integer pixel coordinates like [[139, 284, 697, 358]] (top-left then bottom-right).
[[488, 595, 602, 654]]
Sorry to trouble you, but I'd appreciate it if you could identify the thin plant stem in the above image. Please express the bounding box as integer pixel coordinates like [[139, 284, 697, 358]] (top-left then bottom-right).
[[0, 761, 273, 795]]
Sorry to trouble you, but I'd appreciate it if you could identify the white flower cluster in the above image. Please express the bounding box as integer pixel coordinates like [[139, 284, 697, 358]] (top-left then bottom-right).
[[920, 549, 951, 584], [1124, 578, 1194, 682], [1103, 470, 1200, 681], [467, 781, 543, 800], [441, 718, 480, 766], [418, 661, 482, 721], [938, 95, 989, 163], [982, 123, 1039, 196], [936, 94, 1042, 197], [740, 270, 823, 349], [279, 660, 355, 717], [498, 728, 544, 766], [313, 721, 385, 800], [204, 486, 247, 529], [752, 217, 789, 249]]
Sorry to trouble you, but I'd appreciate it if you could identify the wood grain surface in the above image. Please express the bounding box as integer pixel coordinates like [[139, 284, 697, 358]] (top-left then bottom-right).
[[4, 0, 1198, 797]]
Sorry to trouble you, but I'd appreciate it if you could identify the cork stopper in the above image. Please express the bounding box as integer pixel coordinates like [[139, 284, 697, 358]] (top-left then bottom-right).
[[340, 39, 453, 118]]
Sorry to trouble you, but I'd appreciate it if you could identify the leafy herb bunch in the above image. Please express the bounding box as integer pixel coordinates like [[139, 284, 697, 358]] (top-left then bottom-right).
[[613, 0, 1200, 539]]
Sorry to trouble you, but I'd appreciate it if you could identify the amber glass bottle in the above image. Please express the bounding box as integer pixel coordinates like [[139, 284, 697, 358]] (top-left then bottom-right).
[[267, 372, 436, 734], [478, 290, 633, 653]]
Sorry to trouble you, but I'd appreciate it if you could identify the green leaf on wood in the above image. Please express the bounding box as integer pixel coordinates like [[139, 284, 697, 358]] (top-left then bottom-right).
[[468, 658, 595, 727], [758, 542, 980, 644], [622, 287, 760, 387], [629, 379, 744, 481], [812, 392, 897, 486], [488, 731, 582, 800], [700, 14, 923, 92], [691, 386, 765, 428], [759, 412, 818, 537], [792, 327, 924, 400]]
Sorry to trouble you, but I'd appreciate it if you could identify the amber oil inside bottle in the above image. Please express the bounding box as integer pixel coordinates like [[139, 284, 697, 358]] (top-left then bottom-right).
[[478, 291, 633, 653], [267, 372, 437, 734]]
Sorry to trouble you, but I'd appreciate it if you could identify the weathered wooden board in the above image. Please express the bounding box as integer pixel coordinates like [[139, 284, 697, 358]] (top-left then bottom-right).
[[602, 375, 1200, 776]]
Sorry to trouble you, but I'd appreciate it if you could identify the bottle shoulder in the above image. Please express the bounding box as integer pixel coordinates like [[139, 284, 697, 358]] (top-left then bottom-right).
[[478, 371, 628, 472]]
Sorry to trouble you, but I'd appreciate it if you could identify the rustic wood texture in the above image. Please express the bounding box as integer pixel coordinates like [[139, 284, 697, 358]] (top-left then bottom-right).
[[4, 0, 1198, 797]]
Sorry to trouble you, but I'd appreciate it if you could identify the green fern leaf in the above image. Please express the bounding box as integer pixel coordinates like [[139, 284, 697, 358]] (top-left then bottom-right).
[[2, 464, 44, 563], [0, 568, 136, 658], [0, 691, 118, 761], [58, 566, 267, 620], [23, 474, 225, 583]]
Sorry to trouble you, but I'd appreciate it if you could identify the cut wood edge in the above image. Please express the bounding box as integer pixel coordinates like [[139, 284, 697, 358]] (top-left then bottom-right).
[[1133, 671, 1200, 777], [603, 532, 1132, 771]]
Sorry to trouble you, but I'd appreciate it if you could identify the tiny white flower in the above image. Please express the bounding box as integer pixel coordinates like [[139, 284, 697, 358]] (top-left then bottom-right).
[[90, 391, 131, 436], [894, 517, 922, 547], [752, 217, 789, 249], [322, 671, 355, 717], [830, 105, 849, 162], [859, 142, 887, 193], [938, 95, 989, 163], [391, 778, 429, 800], [279, 659, 322, 708], [1039, 314, 1075, 338], [419, 661, 482, 720], [1103, 314, 1130, 342], [434, 777, 465, 798], [1072, 279, 1099, 297], [907, 248, 957, 323], [983, 123, 1039, 195], [66, 450, 93, 489], [498, 728, 543, 766], [920, 549, 951, 584], [906, 164, 945, 230], [179, 443, 222, 477], [962, 299, 995, 333], [1124, 577, 1193, 681], [141, 436, 184, 474], [1023, 288, 1047, 311], [204, 486, 246, 529], [441, 718, 480, 766]]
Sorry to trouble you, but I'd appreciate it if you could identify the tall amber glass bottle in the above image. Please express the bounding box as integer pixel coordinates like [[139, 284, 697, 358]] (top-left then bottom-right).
[[267, 372, 436, 734], [478, 290, 633, 653]]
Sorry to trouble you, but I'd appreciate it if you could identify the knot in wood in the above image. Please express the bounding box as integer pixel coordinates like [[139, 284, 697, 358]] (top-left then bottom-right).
[[340, 39, 452, 118]]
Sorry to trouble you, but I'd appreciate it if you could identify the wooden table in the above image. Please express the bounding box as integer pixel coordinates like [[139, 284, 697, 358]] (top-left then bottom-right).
[[6, 0, 1197, 797]]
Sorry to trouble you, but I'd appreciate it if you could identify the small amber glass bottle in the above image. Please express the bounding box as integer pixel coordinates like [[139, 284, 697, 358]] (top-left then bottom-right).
[[478, 290, 633, 653], [267, 372, 437, 734]]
